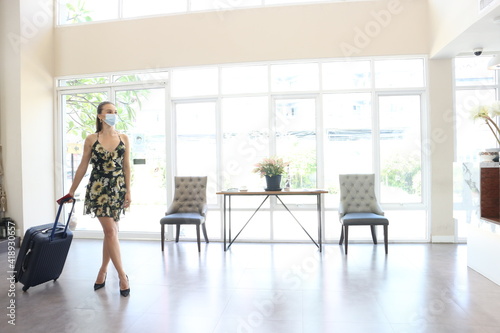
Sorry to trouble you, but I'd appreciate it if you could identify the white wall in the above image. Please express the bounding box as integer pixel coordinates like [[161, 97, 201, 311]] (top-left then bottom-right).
[[0, 0, 55, 233], [54, 0, 429, 75], [428, 0, 479, 57], [428, 58, 455, 242], [428, 0, 500, 57], [1, 0, 24, 232]]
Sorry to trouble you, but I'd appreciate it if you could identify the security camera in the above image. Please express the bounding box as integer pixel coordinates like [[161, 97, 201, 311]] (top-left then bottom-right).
[[474, 48, 483, 56]]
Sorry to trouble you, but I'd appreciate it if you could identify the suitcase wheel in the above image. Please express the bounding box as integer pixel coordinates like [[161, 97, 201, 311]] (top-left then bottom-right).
[[22, 285, 29, 292]]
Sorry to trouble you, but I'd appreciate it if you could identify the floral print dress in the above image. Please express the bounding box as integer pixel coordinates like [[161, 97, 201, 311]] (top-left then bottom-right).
[[84, 135, 127, 221]]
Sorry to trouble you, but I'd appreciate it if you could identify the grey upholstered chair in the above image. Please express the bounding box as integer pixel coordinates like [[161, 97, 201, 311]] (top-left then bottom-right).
[[160, 176, 209, 252], [338, 174, 389, 255]]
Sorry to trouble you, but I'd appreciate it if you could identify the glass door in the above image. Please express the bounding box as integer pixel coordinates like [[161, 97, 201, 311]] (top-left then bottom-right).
[[62, 87, 167, 233], [173, 101, 217, 239], [275, 97, 317, 193], [115, 88, 167, 232], [376, 93, 427, 240], [273, 97, 318, 241], [377, 94, 423, 204], [61, 90, 109, 231]]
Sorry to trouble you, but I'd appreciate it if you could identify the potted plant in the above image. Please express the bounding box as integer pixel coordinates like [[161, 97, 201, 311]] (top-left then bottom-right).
[[471, 102, 500, 162], [471, 102, 500, 145], [253, 157, 290, 191]]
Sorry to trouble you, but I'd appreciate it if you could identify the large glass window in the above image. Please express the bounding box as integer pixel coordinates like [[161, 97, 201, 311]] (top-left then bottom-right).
[[171, 68, 218, 97], [275, 98, 317, 191], [62, 91, 108, 212], [221, 65, 268, 94], [454, 57, 495, 87], [59, 76, 109, 86], [175, 102, 217, 180], [221, 96, 269, 192], [122, 0, 187, 18], [453, 56, 500, 241], [174, 101, 217, 199], [57, 0, 365, 25], [322, 61, 371, 90], [220, 97, 272, 241], [174, 101, 218, 240], [271, 63, 319, 92], [378, 95, 422, 203], [61, 87, 167, 232], [59, 57, 428, 243], [323, 93, 372, 205], [190, 0, 260, 11], [58, 0, 119, 25], [374, 59, 424, 88], [116, 88, 167, 232]]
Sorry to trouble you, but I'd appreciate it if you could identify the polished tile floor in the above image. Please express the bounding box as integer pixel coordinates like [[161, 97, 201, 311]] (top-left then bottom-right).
[[2, 239, 500, 333]]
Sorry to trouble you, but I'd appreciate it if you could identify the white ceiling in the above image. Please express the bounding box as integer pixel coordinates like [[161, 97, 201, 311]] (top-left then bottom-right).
[[433, 5, 500, 58]]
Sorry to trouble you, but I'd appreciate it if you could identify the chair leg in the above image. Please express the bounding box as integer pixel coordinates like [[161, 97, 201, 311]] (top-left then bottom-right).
[[196, 224, 201, 252], [161, 224, 165, 251], [344, 225, 349, 255], [202, 223, 209, 243], [384, 225, 388, 254], [339, 225, 344, 245], [370, 225, 378, 244], [175, 224, 181, 242]]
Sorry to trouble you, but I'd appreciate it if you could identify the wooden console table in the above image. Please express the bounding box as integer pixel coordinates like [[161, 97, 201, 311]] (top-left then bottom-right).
[[216, 189, 328, 252]]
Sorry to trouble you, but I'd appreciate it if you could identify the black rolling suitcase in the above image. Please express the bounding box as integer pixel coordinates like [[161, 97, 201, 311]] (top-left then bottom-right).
[[15, 196, 75, 291]]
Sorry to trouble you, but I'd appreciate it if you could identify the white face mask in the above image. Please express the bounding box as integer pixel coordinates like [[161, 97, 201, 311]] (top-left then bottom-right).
[[103, 114, 118, 126]]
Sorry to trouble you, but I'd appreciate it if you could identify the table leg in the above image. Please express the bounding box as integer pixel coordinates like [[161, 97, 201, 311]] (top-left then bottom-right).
[[228, 195, 232, 249], [276, 195, 319, 249], [317, 194, 322, 252], [223, 194, 227, 251], [227, 195, 270, 249]]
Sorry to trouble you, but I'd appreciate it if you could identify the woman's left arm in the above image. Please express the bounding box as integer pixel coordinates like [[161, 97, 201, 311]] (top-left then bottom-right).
[[122, 134, 132, 208]]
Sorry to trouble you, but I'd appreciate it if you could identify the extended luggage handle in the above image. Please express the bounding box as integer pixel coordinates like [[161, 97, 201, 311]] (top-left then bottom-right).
[[16, 196, 76, 278], [49, 196, 75, 241]]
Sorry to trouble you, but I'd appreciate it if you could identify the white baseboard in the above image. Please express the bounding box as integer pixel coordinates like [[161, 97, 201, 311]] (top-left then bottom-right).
[[431, 235, 455, 243]]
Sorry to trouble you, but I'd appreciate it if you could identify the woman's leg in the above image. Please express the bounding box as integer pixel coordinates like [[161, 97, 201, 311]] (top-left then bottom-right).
[[95, 242, 110, 284], [98, 216, 129, 290]]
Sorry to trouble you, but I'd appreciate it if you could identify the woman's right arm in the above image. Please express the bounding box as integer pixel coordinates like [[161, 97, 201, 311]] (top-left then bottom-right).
[[68, 135, 94, 197]]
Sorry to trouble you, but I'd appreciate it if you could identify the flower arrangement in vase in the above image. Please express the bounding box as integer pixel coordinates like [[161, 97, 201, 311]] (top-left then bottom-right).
[[471, 102, 500, 162], [471, 102, 500, 145], [252, 157, 290, 191]]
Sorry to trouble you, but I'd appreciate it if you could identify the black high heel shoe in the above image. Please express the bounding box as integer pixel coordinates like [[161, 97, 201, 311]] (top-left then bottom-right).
[[94, 272, 107, 291], [120, 275, 130, 297]]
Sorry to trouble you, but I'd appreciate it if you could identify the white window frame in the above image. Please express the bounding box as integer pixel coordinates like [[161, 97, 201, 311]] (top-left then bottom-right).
[[55, 56, 430, 243]]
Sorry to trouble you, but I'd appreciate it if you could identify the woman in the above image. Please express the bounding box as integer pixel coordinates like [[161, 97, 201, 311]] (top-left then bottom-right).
[[66, 101, 131, 297]]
